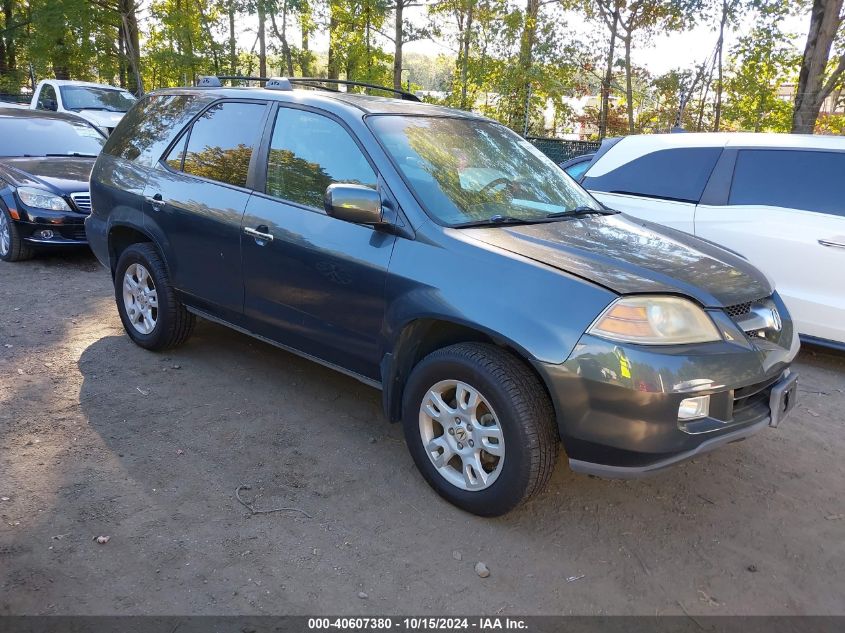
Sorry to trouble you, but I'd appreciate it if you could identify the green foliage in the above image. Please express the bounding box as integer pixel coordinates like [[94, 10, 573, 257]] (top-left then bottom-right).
[[722, 3, 799, 131]]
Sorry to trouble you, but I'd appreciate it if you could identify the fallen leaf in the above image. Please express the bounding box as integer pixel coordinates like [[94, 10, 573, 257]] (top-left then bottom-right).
[[93, 535, 110, 544]]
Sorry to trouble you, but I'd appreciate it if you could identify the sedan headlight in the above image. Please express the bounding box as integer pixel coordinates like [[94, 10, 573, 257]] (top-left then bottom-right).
[[16, 186, 71, 211], [588, 296, 721, 345]]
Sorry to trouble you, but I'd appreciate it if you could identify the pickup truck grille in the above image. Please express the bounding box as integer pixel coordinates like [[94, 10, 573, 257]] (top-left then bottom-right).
[[70, 192, 91, 214]]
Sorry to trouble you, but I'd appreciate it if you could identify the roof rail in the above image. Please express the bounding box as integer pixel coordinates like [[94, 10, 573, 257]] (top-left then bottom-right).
[[194, 74, 419, 102], [289, 78, 420, 102]]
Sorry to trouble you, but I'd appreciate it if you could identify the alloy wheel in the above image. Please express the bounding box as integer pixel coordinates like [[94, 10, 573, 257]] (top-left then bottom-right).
[[0, 211, 9, 256], [122, 263, 158, 335], [418, 379, 505, 491]]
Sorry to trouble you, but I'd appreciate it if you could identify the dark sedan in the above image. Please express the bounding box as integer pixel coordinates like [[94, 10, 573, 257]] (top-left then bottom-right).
[[0, 108, 106, 261]]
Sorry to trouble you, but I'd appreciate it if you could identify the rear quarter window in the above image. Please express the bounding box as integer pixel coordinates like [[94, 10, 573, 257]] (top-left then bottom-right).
[[102, 94, 207, 168], [729, 149, 845, 216], [583, 146, 722, 204]]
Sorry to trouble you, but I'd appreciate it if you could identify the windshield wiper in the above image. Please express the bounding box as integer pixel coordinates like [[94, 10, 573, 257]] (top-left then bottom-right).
[[452, 214, 547, 228], [46, 152, 98, 158], [543, 205, 619, 218]]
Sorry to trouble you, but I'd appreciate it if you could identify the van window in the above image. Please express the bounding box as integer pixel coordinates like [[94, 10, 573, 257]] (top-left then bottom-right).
[[265, 107, 377, 209], [729, 149, 845, 216], [583, 147, 722, 204], [181, 101, 266, 188]]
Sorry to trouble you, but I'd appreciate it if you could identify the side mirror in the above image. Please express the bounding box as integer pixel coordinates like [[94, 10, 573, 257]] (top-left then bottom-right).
[[324, 184, 383, 225]]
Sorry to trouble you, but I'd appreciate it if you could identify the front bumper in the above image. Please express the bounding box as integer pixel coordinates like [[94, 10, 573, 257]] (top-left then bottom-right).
[[13, 205, 89, 246], [539, 300, 800, 476]]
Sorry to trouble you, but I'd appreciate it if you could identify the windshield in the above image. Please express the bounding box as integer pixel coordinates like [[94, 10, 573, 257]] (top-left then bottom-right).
[[0, 116, 105, 157], [60, 86, 137, 112], [369, 115, 601, 226]]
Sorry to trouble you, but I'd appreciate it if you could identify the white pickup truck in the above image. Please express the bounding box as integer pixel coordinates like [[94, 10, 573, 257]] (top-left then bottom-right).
[[24, 80, 137, 135]]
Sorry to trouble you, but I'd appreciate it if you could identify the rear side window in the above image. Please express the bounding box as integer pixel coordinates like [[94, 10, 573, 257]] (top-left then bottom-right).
[[583, 147, 722, 204], [729, 149, 845, 216], [103, 94, 204, 167], [179, 101, 266, 188], [265, 107, 377, 209]]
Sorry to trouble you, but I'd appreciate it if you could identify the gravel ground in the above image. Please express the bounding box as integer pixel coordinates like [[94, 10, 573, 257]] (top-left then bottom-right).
[[1, 250, 844, 615]]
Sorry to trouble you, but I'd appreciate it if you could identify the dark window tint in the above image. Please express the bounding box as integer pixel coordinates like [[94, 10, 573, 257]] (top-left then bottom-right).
[[103, 94, 205, 167], [729, 149, 845, 216], [0, 115, 105, 157], [266, 107, 376, 209], [583, 147, 722, 203], [37, 84, 57, 110], [182, 101, 266, 188]]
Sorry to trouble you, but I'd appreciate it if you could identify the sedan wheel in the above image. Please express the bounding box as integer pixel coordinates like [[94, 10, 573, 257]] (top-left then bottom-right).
[[419, 379, 505, 491], [122, 262, 159, 335], [0, 211, 9, 257]]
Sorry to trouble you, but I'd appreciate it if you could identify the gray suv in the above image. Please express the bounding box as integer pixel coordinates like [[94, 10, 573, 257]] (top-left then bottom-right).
[[86, 77, 799, 516]]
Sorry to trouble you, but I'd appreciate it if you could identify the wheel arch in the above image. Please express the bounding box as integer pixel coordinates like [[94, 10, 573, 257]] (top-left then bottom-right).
[[107, 223, 165, 278], [380, 317, 558, 432]]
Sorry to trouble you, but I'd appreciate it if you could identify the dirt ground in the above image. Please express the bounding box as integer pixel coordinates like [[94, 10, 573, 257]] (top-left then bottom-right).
[[1, 249, 844, 616]]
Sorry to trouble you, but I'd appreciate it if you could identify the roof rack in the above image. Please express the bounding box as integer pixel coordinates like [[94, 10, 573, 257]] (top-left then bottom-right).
[[195, 75, 420, 102]]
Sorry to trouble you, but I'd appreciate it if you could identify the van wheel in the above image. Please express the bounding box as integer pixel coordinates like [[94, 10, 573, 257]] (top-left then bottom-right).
[[114, 243, 195, 350], [402, 343, 558, 516], [0, 207, 34, 262]]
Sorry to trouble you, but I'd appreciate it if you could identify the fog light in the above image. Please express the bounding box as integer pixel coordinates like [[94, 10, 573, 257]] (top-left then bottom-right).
[[678, 395, 710, 421], [39, 229, 54, 239]]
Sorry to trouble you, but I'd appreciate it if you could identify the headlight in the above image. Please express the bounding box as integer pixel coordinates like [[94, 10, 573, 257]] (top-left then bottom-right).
[[588, 296, 721, 345], [16, 187, 71, 211]]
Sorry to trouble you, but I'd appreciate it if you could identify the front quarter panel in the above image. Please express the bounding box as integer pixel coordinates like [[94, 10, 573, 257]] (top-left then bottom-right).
[[384, 227, 616, 365]]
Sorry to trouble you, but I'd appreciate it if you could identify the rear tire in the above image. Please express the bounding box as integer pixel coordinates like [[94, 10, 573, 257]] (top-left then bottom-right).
[[114, 243, 195, 350], [402, 342, 558, 516], [0, 207, 35, 262]]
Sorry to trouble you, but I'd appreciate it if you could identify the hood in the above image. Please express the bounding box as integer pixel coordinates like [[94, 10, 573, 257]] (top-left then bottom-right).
[[459, 213, 772, 308], [0, 157, 95, 195], [75, 109, 125, 130]]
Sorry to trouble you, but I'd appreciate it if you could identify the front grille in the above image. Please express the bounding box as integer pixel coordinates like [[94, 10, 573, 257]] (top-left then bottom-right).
[[70, 192, 91, 214], [724, 301, 753, 319]]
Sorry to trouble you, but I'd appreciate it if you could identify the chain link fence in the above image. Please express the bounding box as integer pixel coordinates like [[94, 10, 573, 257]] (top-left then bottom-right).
[[526, 137, 601, 164]]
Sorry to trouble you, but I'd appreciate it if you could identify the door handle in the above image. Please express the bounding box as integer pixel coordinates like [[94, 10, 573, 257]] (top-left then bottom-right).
[[244, 226, 274, 243], [818, 238, 845, 249], [145, 193, 165, 211]]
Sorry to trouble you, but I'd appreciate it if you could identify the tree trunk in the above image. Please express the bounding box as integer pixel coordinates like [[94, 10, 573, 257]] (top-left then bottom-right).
[[599, 7, 619, 140], [459, 1, 474, 109], [327, 2, 339, 80], [257, 0, 267, 78], [118, 24, 126, 88], [120, 0, 143, 94], [393, 0, 404, 90], [713, 0, 728, 131], [516, 0, 539, 133], [624, 33, 634, 132], [792, 0, 845, 133], [228, 1, 237, 74], [2, 0, 14, 74]]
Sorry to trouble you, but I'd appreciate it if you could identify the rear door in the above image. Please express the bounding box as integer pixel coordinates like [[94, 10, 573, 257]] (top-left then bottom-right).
[[582, 146, 722, 232], [240, 104, 396, 380], [694, 148, 845, 343], [143, 100, 270, 320]]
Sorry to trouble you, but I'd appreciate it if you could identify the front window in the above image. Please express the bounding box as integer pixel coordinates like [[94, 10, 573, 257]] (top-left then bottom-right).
[[59, 86, 137, 113], [368, 115, 600, 226], [0, 116, 105, 157]]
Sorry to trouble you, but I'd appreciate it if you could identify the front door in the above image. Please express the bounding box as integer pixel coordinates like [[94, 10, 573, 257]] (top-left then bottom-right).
[[241, 105, 396, 380], [143, 100, 268, 320]]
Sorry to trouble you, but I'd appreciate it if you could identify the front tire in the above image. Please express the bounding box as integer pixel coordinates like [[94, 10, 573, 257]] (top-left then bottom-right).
[[0, 206, 35, 262], [114, 243, 195, 350], [402, 343, 558, 516]]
